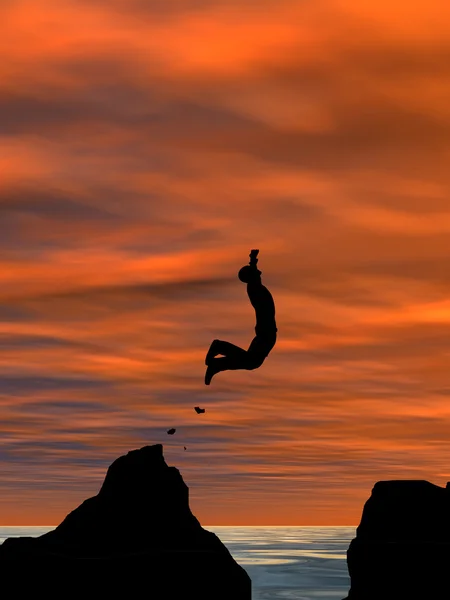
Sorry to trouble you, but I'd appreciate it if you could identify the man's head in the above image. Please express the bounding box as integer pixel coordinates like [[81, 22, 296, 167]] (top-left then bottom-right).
[[238, 265, 261, 283]]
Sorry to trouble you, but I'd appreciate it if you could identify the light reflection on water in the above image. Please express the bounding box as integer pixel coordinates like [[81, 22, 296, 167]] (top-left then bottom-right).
[[208, 526, 354, 600], [0, 526, 355, 600]]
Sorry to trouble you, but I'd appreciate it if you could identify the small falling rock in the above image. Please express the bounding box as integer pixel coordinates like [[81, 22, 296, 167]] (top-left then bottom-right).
[[167, 428, 176, 435], [184, 447, 187, 451], [194, 407, 205, 414]]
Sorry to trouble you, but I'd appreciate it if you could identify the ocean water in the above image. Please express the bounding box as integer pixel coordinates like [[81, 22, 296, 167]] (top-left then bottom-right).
[[0, 526, 355, 600]]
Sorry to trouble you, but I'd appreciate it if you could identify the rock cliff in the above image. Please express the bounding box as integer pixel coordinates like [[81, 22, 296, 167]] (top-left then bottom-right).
[[0, 444, 251, 599], [343, 479, 450, 599]]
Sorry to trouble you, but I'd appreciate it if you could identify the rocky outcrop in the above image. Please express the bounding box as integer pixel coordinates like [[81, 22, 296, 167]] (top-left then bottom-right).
[[0, 444, 251, 599], [343, 480, 450, 599]]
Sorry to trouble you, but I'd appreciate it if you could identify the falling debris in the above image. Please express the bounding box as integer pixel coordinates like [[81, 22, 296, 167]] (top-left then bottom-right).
[[167, 428, 176, 435], [184, 446, 187, 451], [194, 406, 205, 414]]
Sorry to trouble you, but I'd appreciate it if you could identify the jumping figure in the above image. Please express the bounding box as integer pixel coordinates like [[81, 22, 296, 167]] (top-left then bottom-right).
[[204, 249, 277, 385]]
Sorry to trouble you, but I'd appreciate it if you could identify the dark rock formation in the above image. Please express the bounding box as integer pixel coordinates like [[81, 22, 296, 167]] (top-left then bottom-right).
[[0, 444, 251, 599], [343, 480, 450, 599]]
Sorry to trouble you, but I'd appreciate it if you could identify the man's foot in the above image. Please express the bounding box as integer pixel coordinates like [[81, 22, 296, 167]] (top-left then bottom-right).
[[205, 339, 220, 366], [205, 363, 217, 385]]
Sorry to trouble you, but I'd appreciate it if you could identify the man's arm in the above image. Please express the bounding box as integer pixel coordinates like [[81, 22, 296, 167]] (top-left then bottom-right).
[[248, 249, 262, 282], [249, 249, 259, 268]]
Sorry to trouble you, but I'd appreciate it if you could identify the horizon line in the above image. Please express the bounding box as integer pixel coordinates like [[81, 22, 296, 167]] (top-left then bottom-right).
[[0, 524, 358, 528]]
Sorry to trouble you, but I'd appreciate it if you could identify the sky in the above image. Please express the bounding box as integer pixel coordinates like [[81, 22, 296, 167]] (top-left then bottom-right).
[[1, 0, 450, 526]]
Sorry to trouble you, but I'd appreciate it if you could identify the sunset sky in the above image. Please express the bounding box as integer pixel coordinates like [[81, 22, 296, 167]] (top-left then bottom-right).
[[1, 0, 450, 526]]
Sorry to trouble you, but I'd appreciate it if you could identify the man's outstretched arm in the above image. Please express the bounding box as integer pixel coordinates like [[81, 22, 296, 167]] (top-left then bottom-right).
[[249, 249, 263, 282], [249, 249, 259, 269], [238, 249, 263, 284]]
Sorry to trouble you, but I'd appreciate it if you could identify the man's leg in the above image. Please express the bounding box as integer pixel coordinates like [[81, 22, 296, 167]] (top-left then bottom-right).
[[205, 332, 276, 384], [205, 339, 248, 365], [205, 340, 266, 385], [205, 356, 244, 385], [246, 334, 276, 359]]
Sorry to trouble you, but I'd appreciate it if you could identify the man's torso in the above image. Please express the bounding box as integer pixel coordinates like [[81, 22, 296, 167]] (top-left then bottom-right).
[[247, 282, 277, 335]]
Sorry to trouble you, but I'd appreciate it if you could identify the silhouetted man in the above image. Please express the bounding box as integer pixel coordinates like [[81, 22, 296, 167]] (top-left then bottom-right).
[[205, 250, 277, 385]]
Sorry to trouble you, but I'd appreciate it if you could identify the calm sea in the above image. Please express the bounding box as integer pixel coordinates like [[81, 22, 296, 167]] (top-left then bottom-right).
[[0, 526, 355, 600]]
